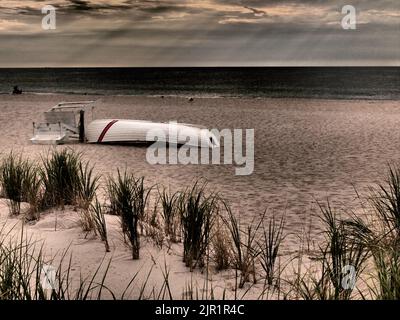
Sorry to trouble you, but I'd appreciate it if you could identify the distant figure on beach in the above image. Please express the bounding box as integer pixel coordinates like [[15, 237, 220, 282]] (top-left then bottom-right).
[[12, 86, 22, 95], [188, 97, 194, 102]]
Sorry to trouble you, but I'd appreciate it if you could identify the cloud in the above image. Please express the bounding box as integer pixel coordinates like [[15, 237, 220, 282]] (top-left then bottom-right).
[[243, 5, 267, 17], [64, 0, 131, 12], [68, 0, 91, 11], [0, 19, 26, 31], [0, 0, 398, 66]]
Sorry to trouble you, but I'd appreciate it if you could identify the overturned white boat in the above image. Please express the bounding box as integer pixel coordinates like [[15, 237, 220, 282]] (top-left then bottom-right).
[[86, 119, 219, 148]]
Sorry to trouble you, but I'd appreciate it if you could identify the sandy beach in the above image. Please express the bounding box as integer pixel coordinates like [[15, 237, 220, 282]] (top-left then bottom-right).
[[1, 93, 400, 299]]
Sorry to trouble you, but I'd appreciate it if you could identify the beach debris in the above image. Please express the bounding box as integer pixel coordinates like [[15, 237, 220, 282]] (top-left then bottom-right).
[[12, 85, 22, 95]]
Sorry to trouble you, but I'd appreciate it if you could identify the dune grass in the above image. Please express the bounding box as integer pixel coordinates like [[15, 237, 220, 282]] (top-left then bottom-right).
[[77, 162, 101, 232], [0, 223, 117, 300], [40, 148, 101, 224], [77, 162, 100, 211], [3, 151, 400, 300], [0, 153, 40, 216], [212, 216, 232, 271], [91, 198, 110, 253], [0, 223, 163, 300], [222, 203, 262, 289], [107, 170, 150, 259], [158, 187, 181, 243], [291, 203, 368, 300], [22, 164, 42, 221], [40, 149, 81, 209], [369, 165, 400, 240], [0, 150, 99, 220], [258, 212, 286, 287], [180, 182, 217, 271], [342, 165, 400, 299], [370, 244, 400, 299]]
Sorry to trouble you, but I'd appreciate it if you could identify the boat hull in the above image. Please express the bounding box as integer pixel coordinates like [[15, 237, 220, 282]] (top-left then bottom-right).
[[86, 119, 219, 148]]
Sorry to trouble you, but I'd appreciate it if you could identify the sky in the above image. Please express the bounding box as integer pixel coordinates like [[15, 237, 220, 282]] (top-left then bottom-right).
[[0, 0, 399, 67]]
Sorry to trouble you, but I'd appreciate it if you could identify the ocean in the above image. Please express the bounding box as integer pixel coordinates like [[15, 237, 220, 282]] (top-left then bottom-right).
[[0, 67, 399, 99]]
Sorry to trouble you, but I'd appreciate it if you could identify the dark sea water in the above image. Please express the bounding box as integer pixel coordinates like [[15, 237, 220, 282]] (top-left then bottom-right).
[[0, 67, 399, 99]]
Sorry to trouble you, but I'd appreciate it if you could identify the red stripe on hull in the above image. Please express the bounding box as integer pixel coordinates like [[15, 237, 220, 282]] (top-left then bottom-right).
[[97, 120, 119, 143]]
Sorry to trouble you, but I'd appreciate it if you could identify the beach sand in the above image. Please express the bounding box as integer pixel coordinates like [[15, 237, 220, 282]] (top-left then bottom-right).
[[0, 94, 399, 298]]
